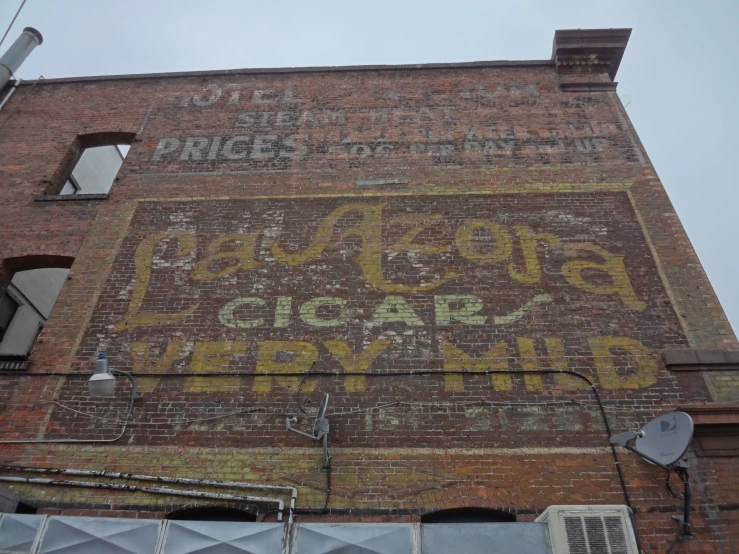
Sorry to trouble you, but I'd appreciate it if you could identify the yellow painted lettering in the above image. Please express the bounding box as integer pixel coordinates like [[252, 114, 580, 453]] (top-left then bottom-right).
[[589, 336, 657, 389], [434, 294, 486, 325], [368, 296, 424, 327], [192, 232, 261, 280], [545, 337, 588, 390], [562, 243, 646, 311], [300, 297, 350, 327], [115, 231, 198, 331], [387, 214, 449, 255], [323, 339, 392, 392], [273, 203, 457, 293], [131, 341, 189, 393], [455, 220, 512, 264], [517, 337, 543, 391], [441, 339, 510, 392], [184, 341, 247, 392], [254, 341, 319, 392], [219, 297, 265, 328], [507, 226, 559, 285]]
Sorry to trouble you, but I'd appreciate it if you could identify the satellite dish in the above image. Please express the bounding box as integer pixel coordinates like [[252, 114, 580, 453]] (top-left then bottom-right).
[[286, 393, 331, 467], [609, 411, 695, 540], [634, 412, 693, 467], [609, 411, 694, 468]]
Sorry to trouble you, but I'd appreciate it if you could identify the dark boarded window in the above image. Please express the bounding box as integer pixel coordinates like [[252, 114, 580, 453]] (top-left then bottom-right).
[[166, 507, 257, 522], [0, 294, 19, 342], [421, 508, 516, 523]]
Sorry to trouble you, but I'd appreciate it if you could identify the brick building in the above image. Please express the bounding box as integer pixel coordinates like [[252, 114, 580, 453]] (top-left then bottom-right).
[[0, 27, 737, 553]]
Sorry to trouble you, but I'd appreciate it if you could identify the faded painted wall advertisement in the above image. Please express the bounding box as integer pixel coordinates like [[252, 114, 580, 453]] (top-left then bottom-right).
[[79, 191, 683, 403]]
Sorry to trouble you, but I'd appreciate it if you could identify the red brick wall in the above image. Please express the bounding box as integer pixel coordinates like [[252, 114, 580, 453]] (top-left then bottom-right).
[[0, 61, 736, 552]]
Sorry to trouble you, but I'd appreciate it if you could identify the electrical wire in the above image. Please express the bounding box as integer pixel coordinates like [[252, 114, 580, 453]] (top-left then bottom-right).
[[0, 366, 642, 550], [295, 361, 315, 417], [0, 74, 42, 134], [322, 458, 332, 513], [0, 369, 136, 444], [46, 401, 261, 426], [0, 0, 27, 51], [327, 398, 585, 417], [7, 398, 582, 423], [281, 365, 643, 552], [665, 470, 683, 499]]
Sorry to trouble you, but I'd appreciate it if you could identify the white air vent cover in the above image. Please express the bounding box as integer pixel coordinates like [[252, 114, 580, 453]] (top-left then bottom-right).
[[535, 505, 638, 554]]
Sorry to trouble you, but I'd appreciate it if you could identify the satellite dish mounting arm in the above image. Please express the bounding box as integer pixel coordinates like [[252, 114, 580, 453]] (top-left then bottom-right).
[[609, 429, 693, 540], [285, 417, 318, 440], [610, 430, 685, 470], [286, 393, 331, 467]]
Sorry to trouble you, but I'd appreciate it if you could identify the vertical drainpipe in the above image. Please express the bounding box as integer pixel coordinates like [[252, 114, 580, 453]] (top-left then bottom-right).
[[0, 27, 43, 91]]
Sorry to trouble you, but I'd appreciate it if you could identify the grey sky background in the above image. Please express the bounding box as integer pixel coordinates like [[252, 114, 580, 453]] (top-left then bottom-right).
[[3, 0, 738, 335]]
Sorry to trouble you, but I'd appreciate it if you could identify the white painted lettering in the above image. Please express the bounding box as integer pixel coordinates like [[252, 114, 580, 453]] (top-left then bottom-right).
[[152, 138, 181, 161]]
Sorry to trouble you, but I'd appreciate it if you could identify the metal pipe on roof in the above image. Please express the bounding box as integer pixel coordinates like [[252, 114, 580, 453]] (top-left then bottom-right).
[[0, 475, 285, 520], [0, 27, 43, 91], [0, 78, 19, 113], [0, 464, 298, 523]]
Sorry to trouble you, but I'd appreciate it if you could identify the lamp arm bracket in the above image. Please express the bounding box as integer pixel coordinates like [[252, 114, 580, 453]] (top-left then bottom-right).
[[285, 418, 318, 440]]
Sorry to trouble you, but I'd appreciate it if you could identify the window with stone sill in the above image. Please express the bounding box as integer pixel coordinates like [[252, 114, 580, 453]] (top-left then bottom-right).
[[45, 132, 136, 198], [58, 144, 130, 196]]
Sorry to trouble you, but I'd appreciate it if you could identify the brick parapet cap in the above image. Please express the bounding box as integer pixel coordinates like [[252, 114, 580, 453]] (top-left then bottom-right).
[[10, 29, 632, 87], [662, 350, 739, 371], [677, 404, 739, 425], [552, 28, 632, 82]]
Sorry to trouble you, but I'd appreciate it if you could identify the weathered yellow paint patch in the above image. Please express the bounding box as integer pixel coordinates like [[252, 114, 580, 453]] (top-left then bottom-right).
[[115, 231, 198, 331], [131, 341, 189, 393], [253, 341, 319, 392], [441, 339, 511, 391], [184, 341, 247, 392], [368, 296, 424, 327], [300, 297, 351, 327], [219, 297, 266, 328], [517, 337, 543, 391], [546, 337, 588, 390], [508, 225, 560, 285], [192, 232, 261, 280], [272, 202, 457, 293], [324, 339, 392, 392], [589, 336, 657, 389], [455, 220, 512, 264], [562, 243, 646, 311], [434, 295, 486, 325]]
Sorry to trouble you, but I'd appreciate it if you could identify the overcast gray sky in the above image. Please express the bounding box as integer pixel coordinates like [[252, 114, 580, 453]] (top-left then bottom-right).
[[3, 0, 738, 335]]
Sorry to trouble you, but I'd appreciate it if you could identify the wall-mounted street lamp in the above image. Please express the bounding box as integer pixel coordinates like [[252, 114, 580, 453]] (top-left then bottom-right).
[[88, 352, 137, 403], [88, 353, 117, 396], [0, 353, 137, 444]]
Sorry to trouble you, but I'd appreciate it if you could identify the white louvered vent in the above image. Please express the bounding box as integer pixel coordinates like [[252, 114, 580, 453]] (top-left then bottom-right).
[[536, 505, 638, 554]]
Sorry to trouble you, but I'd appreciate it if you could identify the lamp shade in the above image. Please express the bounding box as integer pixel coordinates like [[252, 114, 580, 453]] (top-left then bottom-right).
[[88, 372, 116, 397]]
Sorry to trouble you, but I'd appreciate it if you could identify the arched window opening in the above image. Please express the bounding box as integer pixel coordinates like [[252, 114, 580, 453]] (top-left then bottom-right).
[[14, 502, 38, 515], [421, 507, 516, 523], [166, 507, 257, 522], [54, 132, 135, 196], [0, 267, 69, 357]]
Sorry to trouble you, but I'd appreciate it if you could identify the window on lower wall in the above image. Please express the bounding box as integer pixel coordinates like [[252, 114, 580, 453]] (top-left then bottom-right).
[[421, 508, 516, 523], [0, 268, 68, 357], [58, 144, 129, 196], [0, 293, 19, 342], [166, 507, 257, 522]]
